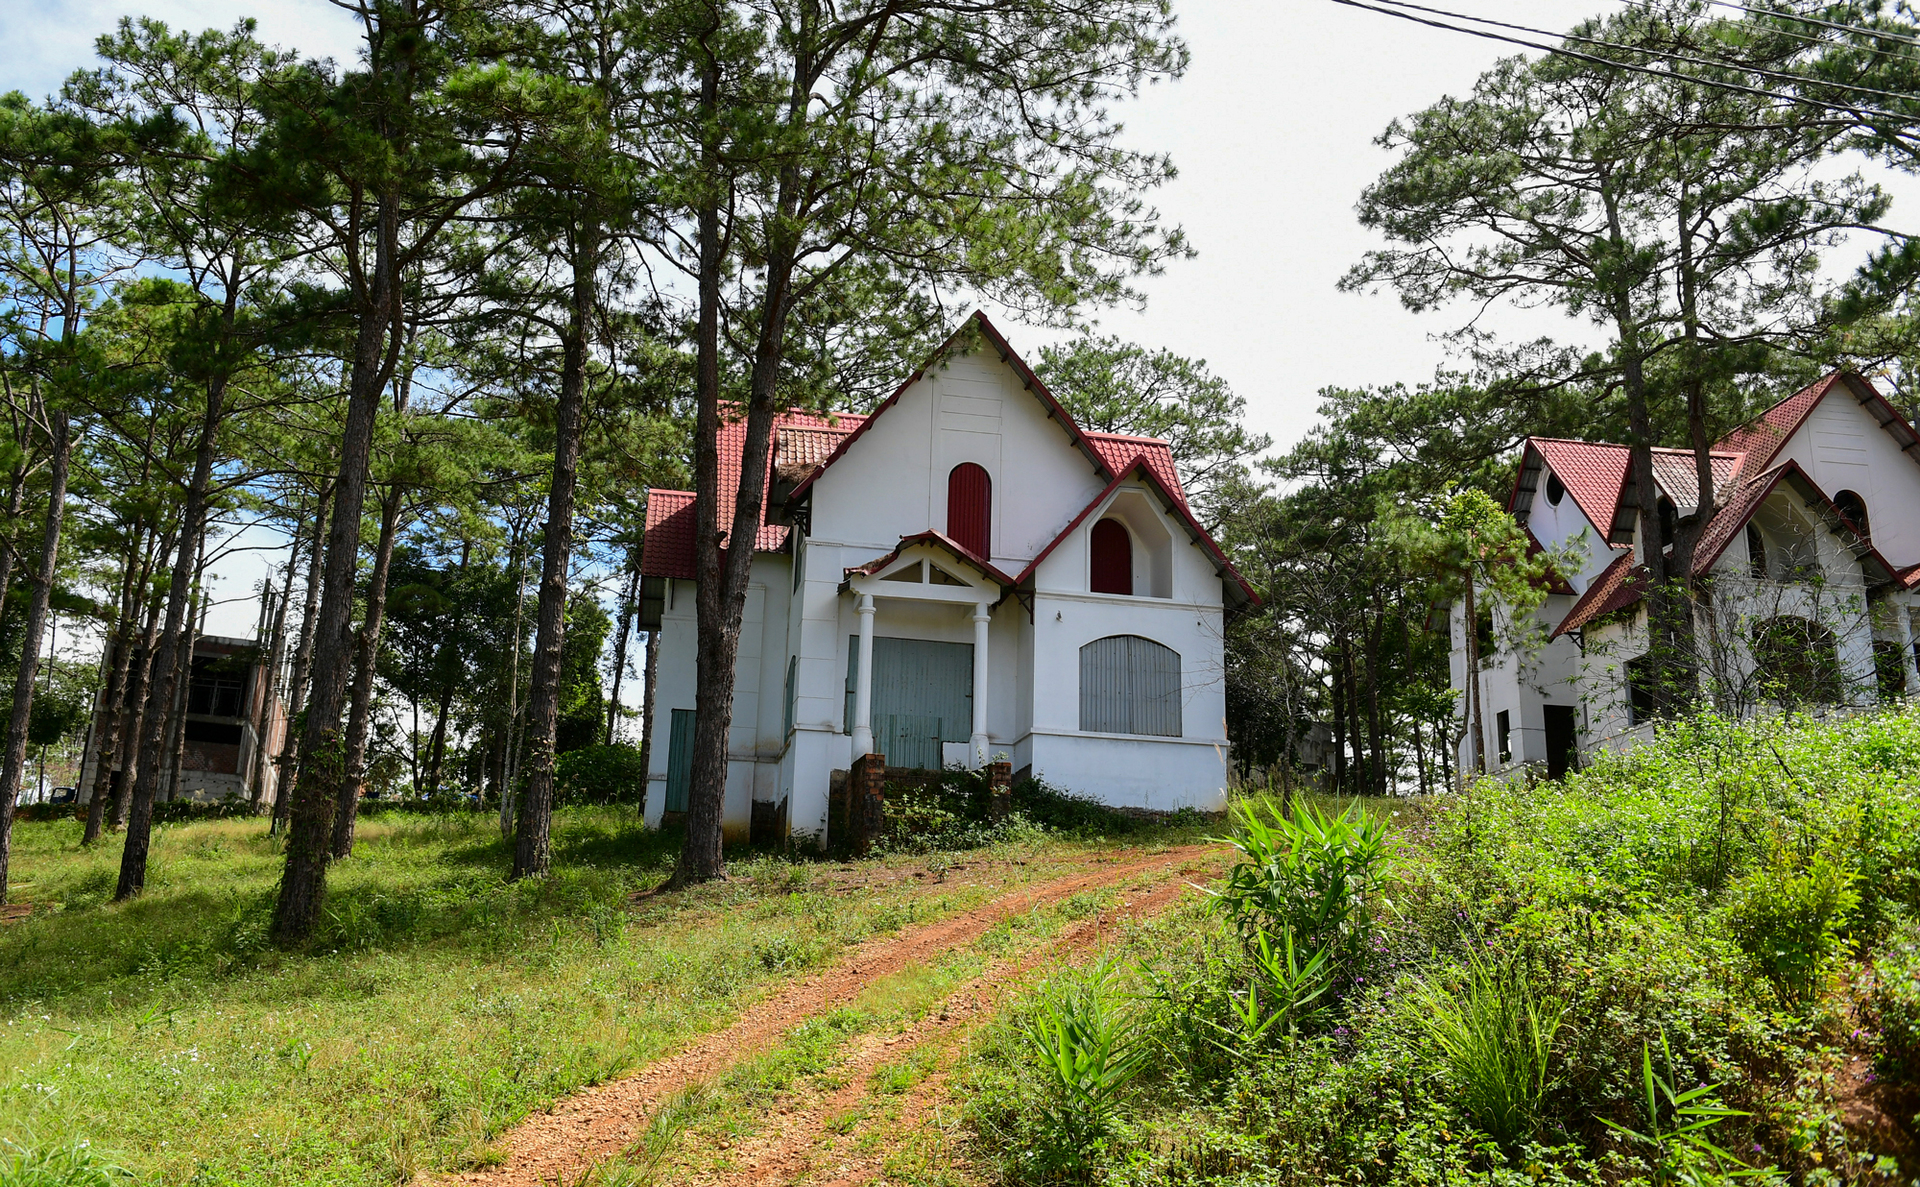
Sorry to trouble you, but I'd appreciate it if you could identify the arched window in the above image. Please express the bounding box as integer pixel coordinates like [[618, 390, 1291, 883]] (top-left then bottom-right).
[[1090, 518, 1133, 595], [1079, 635, 1182, 737], [1835, 489, 1870, 538], [1751, 615, 1844, 709], [947, 463, 991, 559]]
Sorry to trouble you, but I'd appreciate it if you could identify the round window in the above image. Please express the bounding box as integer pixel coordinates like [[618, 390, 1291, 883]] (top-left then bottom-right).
[[1545, 473, 1566, 506]]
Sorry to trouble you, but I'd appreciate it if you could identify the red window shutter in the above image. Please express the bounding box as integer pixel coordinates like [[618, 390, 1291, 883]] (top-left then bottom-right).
[[947, 464, 992, 559], [1090, 518, 1133, 595]]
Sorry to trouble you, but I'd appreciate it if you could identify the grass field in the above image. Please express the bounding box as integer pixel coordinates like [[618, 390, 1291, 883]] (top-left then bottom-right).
[[0, 805, 1171, 1186]]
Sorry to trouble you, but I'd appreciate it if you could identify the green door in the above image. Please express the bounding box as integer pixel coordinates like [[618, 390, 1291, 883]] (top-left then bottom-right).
[[846, 636, 973, 769], [665, 708, 696, 812]]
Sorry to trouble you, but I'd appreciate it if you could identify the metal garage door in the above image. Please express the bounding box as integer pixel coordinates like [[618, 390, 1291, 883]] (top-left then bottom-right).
[[846, 637, 973, 768]]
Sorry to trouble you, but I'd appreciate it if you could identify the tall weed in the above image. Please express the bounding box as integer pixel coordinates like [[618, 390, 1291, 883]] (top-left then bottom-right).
[[1725, 846, 1858, 1007], [1412, 952, 1567, 1148], [0, 1140, 129, 1187]]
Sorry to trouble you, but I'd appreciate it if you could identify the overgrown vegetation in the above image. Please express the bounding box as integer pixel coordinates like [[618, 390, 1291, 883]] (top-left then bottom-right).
[[0, 805, 1144, 1185], [966, 705, 1920, 1184]]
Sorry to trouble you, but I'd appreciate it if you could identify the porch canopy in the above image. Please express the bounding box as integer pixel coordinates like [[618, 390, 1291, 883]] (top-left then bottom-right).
[[840, 532, 1016, 769]]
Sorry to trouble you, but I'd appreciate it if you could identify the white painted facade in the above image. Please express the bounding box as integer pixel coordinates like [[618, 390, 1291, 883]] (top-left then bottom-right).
[[1454, 374, 1920, 781], [641, 318, 1244, 845]]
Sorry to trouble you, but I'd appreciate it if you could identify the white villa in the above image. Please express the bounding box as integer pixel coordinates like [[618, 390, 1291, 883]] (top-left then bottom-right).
[[638, 312, 1254, 844], [1457, 371, 1920, 777]]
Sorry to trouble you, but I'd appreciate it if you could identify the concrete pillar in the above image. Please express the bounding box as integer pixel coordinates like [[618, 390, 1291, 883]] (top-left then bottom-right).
[[851, 593, 876, 758], [970, 603, 991, 768]]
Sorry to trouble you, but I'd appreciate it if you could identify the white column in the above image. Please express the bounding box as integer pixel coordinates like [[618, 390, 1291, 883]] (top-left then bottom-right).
[[851, 593, 876, 757], [970, 602, 991, 768]]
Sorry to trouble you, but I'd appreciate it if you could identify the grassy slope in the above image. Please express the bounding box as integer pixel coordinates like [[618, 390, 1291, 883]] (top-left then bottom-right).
[[0, 807, 1125, 1186], [961, 705, 1920, 1186]]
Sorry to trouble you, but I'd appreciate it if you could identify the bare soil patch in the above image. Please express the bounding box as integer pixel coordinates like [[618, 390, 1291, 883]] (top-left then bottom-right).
[[440, 844, 1217, 1187], [716, 871, 1206, 1187]]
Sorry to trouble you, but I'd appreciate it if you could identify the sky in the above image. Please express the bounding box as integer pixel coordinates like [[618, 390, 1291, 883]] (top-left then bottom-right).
[[3, 0, 1910, 645]]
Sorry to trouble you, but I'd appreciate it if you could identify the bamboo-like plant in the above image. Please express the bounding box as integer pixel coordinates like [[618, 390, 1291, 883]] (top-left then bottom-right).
[[1600, 1032, 1775, 1185], [1022, 960, 1150, 1147], [1210, 798, 1392, 966]]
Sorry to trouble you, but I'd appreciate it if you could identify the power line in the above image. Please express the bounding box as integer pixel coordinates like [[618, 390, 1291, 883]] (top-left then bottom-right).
[[1325, 0, 1918, 125], [1709, 0, 1920, 50], [1370, 0, 1920, 106]]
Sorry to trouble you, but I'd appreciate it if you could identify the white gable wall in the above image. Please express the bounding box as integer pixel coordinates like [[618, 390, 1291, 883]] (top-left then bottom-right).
[[1528, 462, 1619, 595], [809, 351, 1106, 564], [1778, 394, 1920, 567]]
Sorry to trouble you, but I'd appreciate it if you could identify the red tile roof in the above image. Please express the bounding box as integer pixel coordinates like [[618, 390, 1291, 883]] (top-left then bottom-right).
[[1084, 433, 1189, 509], [641, 408, 861, 580], [1648, 448, 1744, 512], [1714, 373, 1842, 472], [1552, 551, 1645, 637], [1898, 563, 1920, 590], [1525, 438, 1630, 537]]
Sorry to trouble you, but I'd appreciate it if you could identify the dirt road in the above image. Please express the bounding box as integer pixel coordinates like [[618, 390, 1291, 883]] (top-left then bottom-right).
[[442, 843, 1219, 1187]]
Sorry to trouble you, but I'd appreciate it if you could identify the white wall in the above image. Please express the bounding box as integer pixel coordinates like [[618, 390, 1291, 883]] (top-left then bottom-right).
[[1779, 392, 1920, 569], [1527, 465, 1619, 594]]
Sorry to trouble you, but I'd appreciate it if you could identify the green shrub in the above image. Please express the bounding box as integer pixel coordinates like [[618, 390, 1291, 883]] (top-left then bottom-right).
[[1725, 847, 1858, 1007], [1011, 776, 1141, 835], [1871, 920, 1920, 1082], [554, 742, 647, 806], [1211, 798, 1391, 974], [1412, 952, 1567, 1148]]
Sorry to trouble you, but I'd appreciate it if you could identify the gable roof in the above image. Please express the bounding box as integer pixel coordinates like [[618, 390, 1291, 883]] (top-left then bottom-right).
[[1515, 438, 1629, 538], [783, 311, 1116, 506], [1017, 458, 1257, 607], [1550, 458, 1900, 637], [1552, 550, 1644, 638], [643, 312, 1248, 603], [841, 530, 1019, 590], [1715, 370, 1920, 475]]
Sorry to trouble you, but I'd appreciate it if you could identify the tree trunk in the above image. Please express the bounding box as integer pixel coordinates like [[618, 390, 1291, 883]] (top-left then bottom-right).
[[1365, 609, 1387, 797], [606, 555, 639, 745], [117, 374, 225, 900], [249, 539, 298, 811], [83, 529, 151, 841], [0, 412, 72, 902], [110, 580, 169, 831], [679, 41, 805, 883], [162, 570, 203, 804], [514, 226, 597, 881], [332, 488, 403, 859], [272, 187, 401, 944], [272, 495, 329, 834]]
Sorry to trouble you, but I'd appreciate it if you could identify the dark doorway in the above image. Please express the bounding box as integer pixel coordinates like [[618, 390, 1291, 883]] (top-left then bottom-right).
[[1544, 705, 1578, 779]]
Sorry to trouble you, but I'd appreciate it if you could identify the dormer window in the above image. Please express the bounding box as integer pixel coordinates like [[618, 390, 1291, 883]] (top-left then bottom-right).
[[947, 463, 991, 559], [1090, 519, 1133, 595]]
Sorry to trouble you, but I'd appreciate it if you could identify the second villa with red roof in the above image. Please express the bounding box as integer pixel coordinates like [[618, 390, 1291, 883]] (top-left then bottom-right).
[[1460, 371, 1920, 778], [637, 312, 1254, 844]]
